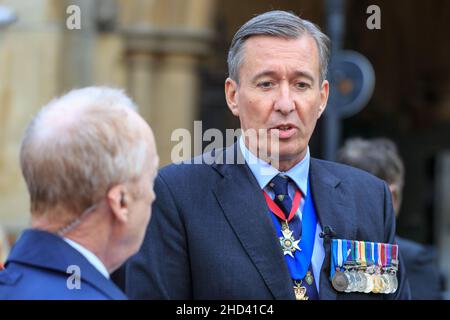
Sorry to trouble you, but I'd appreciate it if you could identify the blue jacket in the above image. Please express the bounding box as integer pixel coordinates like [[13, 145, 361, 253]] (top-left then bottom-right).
[[123, 143, 411, 299], [0, 229, 127, 299], [397, 236, 444, 299]]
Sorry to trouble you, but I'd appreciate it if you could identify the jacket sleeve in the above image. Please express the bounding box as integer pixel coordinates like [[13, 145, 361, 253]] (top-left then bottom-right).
[[124, 173, 192, 299], [382, 181, 411, 300]]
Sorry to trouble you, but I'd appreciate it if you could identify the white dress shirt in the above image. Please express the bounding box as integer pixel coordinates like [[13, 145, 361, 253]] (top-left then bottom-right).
[[64, 237, 110, 279]]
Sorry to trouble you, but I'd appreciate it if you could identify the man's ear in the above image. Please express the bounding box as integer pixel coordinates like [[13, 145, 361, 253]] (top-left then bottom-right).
[[388, 183, 401, 218], [318, 80, 329, 118], [225, 78, 239, 117], [107, 184, 129, 224]]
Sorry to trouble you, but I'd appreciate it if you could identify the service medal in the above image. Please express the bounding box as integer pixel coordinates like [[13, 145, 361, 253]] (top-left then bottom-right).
[[380, 274, 388, 293], [356, 271, 367, 292], [345, 269, 357, 293], [381, 274, 391, 294], [385, 270, 396, 294], [390, 273, 398, 293], [390, 245, 399, 293], [364, 273, 374, 293], [330, 240, 401, 295], [372, 274, 381, 293], [388, 274, 396, 294], [353, 271, 363, 292], [332, 269, 349, 292]]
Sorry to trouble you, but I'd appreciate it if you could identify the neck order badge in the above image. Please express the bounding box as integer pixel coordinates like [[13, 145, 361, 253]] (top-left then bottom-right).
[[264, 179, 318, 300], [264, 190, 302, 257]]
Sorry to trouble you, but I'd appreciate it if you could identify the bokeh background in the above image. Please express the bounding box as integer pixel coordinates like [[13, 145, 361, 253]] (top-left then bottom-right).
[[0, 0, 449, 296]]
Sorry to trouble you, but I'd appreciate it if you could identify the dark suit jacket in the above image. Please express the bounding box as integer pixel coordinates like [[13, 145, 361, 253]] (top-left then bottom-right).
[[0, 229, 127, 300], [397, 236, 443, 300], [124, 144, 411, 299]]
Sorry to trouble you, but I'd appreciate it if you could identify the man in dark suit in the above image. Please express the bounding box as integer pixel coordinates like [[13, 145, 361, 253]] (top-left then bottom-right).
[[337, 137, 444, 299], [124, 10, 410, 300], [0, 87, 159, 299]]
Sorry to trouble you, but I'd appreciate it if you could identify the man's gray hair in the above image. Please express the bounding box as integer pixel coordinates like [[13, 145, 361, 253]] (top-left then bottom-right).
[[20, 86, 148, 217], [227, 10, 331, 84], [336, 137, 405, 186]]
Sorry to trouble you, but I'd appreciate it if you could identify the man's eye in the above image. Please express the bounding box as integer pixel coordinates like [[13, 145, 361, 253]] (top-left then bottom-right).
[[258, 81, 274, 89], [296, 82, 311, 89]]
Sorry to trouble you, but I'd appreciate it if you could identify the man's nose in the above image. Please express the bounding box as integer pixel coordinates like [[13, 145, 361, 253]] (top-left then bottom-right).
[[273, 83, 295, 114]]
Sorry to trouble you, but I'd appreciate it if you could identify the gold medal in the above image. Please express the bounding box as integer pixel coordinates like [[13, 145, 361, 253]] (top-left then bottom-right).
[[372, 274, 382, 293], [379, 274, 387, 293]]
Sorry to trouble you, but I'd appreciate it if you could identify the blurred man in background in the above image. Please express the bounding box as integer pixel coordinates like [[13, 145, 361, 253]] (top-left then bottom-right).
[[337, 137, 444, 299], [0, 87, 159, 299]]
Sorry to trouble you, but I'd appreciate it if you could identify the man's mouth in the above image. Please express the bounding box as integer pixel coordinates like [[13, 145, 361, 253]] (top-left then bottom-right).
[[270, 124, 298, 139]]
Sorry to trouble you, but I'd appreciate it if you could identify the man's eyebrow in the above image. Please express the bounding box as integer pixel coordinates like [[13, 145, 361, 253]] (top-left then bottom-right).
[[251, 70, 315, 84], [251, 70, 278, 83], [293, 71, 315, 84]]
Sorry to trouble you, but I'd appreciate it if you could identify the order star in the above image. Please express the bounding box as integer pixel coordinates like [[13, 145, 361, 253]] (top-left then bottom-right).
[[280, 228, 301, 257]]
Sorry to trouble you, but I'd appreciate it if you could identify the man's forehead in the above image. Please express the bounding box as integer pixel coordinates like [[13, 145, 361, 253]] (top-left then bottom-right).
[[243, 34, 318, 53], [240, 35, 320, 77]]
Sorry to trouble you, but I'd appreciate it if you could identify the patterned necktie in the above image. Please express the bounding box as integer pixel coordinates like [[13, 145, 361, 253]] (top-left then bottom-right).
[[269, 174, 319, 300], [269, 174, 302, 238]]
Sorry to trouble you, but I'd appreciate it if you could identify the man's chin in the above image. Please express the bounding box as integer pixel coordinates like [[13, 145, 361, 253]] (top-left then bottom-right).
[[269, 146, 306, 166], [273, 144, 304, 158]]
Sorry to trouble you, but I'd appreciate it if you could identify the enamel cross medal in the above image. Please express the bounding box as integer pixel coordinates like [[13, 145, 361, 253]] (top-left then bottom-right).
[[264, 179, 320, 301], [280, 220, 301, 257], [263, 190, 303, 257]]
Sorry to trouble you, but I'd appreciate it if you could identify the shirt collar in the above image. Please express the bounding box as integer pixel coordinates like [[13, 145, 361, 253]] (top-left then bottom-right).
[[239, 136, 310, 196], [64, 237, 110, 279]]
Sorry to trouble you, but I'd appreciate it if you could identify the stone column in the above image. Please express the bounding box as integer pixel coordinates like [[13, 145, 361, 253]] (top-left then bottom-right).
[[0, 0, 65, 232], [120, 0, 216, 165]]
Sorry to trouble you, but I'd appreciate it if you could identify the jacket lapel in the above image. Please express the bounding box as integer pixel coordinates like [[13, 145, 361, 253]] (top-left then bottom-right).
[[211, 144, 294, 299], [209, 146, 358, 300], [309, 159, 357, 300]]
